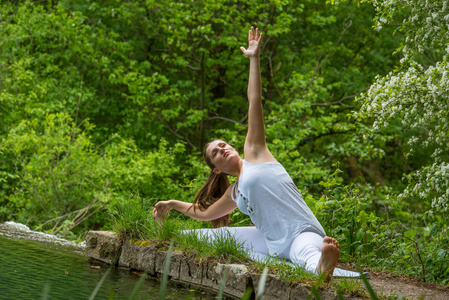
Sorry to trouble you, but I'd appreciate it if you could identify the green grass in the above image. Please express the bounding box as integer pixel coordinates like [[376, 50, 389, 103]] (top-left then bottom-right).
[[110, 195, 155, 242], [160, 241, 173, 300], [332, 277, 366, 298], [251, 255, 317, 283], [217, 262, 230, 300], [175, 227, 249, 261]]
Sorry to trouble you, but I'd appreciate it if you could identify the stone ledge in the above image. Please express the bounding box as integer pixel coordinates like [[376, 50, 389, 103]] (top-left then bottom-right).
[[85, 231, 351, 300], [86, 231, 122, 265]]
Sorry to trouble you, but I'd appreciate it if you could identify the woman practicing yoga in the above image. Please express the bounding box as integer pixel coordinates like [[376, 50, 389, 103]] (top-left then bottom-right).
[[153, 27, 363, 280]]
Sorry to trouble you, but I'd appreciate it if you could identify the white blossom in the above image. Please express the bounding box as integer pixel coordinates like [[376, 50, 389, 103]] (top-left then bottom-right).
[[357, 0, 449, 213]]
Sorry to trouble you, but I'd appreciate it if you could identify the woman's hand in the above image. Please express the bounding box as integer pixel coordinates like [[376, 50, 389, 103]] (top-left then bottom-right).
[[240, 26, 263, 58], [152, 200, 173, 225]]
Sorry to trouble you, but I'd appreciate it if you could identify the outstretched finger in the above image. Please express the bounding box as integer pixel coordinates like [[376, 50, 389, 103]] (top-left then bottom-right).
[[153, 207, 160, 219], [258, 32, 263, 42], [240, 46, 246, 53]]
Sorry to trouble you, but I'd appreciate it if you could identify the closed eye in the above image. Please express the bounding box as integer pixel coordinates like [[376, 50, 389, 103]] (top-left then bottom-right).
[[212, 142, 226, 157]]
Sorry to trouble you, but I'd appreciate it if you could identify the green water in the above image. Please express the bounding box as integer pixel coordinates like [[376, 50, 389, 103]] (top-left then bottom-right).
[[0, 228, 215, 300]]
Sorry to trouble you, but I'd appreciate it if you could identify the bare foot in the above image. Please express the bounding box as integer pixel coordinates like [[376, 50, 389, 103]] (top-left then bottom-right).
[[317, 236, 341, 282]]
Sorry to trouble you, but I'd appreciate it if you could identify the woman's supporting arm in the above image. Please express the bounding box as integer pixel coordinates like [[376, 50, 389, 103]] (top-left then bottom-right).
[[152, 186, 237, 224], [240, 27, 276, 163]]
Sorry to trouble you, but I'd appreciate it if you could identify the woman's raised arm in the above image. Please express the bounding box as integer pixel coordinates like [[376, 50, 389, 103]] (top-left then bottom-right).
[[240, 27, 276, 163], [152, 186, 237, 224]]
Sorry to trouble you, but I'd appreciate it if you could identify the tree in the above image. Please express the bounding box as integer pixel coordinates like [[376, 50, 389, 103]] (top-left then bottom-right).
[[1, 0, 401, 191], [356, 0, 449, 214]]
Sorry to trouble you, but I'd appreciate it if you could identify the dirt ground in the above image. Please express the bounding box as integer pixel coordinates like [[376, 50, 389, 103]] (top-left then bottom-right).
[[337, 263, 449, 300]]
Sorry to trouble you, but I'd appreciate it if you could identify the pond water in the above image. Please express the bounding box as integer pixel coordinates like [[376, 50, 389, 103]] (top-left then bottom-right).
[[0, 223, 216, 299]]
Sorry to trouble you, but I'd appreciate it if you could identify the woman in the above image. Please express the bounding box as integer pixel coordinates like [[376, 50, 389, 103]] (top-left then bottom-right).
[[153, 27, 363, 280]]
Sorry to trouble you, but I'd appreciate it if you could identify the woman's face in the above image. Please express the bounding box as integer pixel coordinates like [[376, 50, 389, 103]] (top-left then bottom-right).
[[206, 140, 239, 174]]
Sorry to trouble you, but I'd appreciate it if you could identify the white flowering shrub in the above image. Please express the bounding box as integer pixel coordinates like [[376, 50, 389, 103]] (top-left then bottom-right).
[[371, 0, 448, 59], [357, 0, 449, 213]]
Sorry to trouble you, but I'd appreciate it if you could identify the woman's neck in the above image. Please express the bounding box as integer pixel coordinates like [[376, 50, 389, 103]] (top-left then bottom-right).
[[228, 157, 244, 177]]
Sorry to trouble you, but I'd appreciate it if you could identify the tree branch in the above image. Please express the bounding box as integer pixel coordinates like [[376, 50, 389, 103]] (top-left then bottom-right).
[[311, 93, 357, 107], [205, 116, 247, 127], [186, 64, 201, 71], [269, 49, 284, 99], [297, 128, 355, 148], [156, 115, 197, 149], [289, 17, 353, 102], [306, 18, 353, 88]]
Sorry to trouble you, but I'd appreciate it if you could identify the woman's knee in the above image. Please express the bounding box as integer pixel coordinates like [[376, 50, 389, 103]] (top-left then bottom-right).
[[288, 231, 324, 261]]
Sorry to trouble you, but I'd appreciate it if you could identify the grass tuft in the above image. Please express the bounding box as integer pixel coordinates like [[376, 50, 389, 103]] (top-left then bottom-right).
[[333, 277, 366, 298], [110, 194, 154, 241], [252, 256, 317, 284], [160, 241, 174, 300], [256, 267, 269, 300], [217, 263, 229, 300], [360, 270, 379, 300]]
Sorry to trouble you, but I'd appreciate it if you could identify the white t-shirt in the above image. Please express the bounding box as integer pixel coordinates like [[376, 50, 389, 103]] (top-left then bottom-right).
[[231, 160, 326, 255]]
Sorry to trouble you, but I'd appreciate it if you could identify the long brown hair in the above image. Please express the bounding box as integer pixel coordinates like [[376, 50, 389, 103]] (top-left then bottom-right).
[[191, 141, 231, 228]]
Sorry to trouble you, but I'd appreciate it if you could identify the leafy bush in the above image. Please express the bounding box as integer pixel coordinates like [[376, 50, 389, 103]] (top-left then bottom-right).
[[311, 164, 449, 284], [310, 166, 380, 261], [101, 137, 198, 202], [1, 113, 109, 236], [0, 113, 205, 238]]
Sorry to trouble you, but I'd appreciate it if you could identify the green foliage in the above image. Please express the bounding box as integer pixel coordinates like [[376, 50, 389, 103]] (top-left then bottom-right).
[[1, 113, 109, 236], [375, 223, 449, 284], [102, 137, 197, 201], [349, 0, 449, 283], [173, 225, 249, 261], [1, 0, 449, 287], [311, 165, 449, 284], [356, 1, 449, 216], [311, 165, 380, 260], [0, 0, 401, 180], [0, 112, 202, 237]]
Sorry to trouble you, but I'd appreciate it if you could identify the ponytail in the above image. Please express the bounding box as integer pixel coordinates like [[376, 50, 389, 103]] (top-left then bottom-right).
[[191, 141, 231, 228], [193, 171, 230, 228]]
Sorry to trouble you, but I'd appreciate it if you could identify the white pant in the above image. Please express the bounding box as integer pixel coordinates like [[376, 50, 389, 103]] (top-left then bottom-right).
[[187, 226, 363, 277]]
